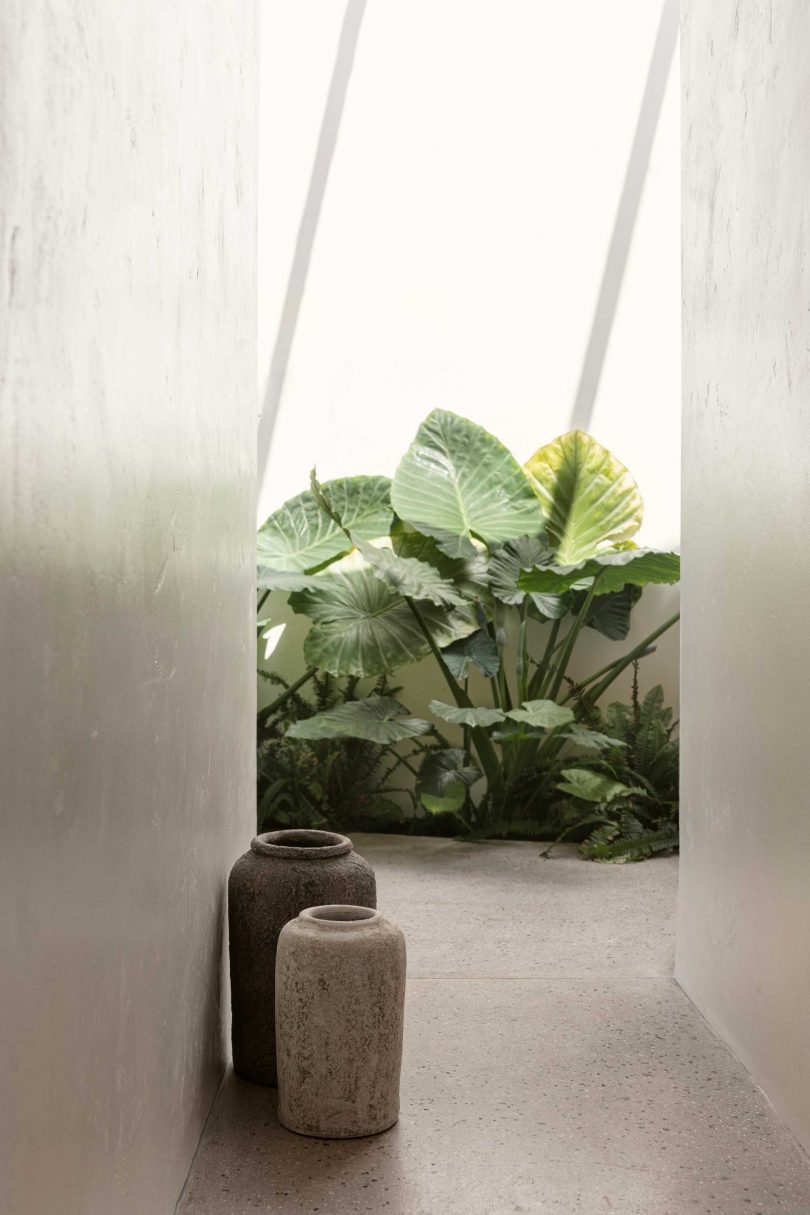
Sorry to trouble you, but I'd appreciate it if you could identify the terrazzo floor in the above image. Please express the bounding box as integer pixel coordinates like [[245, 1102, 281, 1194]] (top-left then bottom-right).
[[177, 834, 810, 1215]]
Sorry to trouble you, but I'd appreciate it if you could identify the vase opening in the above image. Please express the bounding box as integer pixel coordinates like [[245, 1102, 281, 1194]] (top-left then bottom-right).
[[301, 904, 380, 925], [276, 834, 330, 848], [250, 829, 352, 859]]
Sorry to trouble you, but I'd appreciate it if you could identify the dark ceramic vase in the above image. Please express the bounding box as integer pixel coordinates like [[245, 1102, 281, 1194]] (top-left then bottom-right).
[[228, 829, 376, 1086]]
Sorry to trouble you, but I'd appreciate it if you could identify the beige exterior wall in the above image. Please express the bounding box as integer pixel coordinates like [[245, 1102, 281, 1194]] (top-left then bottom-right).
[[0, 4, 257, 1211], [677, 0, 810, 1155]]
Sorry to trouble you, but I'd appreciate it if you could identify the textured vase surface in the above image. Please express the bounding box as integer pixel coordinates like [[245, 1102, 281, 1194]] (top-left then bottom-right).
[[228, 831, 376, 1086], [276, 904, 406, 1139]]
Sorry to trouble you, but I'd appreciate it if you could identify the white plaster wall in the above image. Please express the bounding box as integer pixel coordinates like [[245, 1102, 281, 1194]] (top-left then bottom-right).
[[0, 4, 257, 1212], [257, 0, 681, 716], [677, 0, 810, 1153]]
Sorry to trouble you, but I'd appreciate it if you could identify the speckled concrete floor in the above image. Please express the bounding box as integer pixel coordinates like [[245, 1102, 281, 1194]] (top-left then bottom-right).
[[178, 835, 810, 1215]]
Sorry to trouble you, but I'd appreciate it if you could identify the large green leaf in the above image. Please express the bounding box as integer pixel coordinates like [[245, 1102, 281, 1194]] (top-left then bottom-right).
[[505, 700, 575, 729], [440, 629, 500, 679], [583, 585, 643, 640], [518, 549, 680, 596], [556, 768, 638, 803], [352, 537, 467, 607], [392, 410, 542, 544], [488, 537, 568, 619], [420, 787, 466, 816], [401, 523, 479, 559], [287, 696, 434, 743], [490, 721, 545, 742], [290, 567, 477, 677], [256, 570, 323, 593], [417, 748, 482, 814], [258, 476, 393, 575], [523, 431, 643, 563], [429, 700, 505, 728], [392, 525, 491, 602]]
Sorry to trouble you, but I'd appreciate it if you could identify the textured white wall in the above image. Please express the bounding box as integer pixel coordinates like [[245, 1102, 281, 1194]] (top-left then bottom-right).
[[677, 0, 810, 1153], [0, 4, 257, 1213], [258, 0, 680, 715]]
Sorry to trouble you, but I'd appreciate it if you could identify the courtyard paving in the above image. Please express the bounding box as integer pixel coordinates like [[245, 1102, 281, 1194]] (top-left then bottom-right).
[[178, 834, 810, 1215]]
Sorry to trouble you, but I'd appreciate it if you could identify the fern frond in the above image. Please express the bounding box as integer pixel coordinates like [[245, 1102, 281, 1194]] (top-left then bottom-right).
[[580, 826, 679, 863]]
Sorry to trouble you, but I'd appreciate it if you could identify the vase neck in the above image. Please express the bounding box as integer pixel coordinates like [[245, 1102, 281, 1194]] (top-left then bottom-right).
[[251, 829, 352, 859], [298, 905, 381, 931]]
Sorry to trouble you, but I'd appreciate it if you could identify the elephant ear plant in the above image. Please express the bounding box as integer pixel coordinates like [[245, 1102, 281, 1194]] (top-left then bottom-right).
[[257, 410, 680, 838]]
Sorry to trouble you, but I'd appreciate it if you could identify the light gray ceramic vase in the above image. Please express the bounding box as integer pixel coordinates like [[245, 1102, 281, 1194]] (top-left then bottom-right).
[[275, 905, 406, 1138], [228, 831, 376, 1087]]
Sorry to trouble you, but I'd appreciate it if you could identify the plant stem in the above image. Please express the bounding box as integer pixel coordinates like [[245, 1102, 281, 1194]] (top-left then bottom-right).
[[567, 611, 681, 705], [407, 598, 470, 708], [520, 763, 559, 819], [406, 598, 503, 800], [395, 752, 422, 780], [485, 622, 503, 710], [493, 603, 512, 710], [516, 601, 529, 704], [257, 589, 270, 614], [379, 750, 423, 784], [547, 580, 599, 701], [537, 620, 580, 699], [462, 676, 473, 815], [529, 617, 562, 698], [526, 610, 682, 789], [504, 612, 563, 814], [257, 666, 319, 726]]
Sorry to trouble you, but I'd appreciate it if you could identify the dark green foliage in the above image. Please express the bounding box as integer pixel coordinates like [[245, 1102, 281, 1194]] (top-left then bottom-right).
[[257, 671, 403, 833], [546, 664, 679, 862]]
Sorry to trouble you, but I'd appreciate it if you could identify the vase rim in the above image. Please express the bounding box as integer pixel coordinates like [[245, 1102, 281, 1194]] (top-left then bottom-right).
[[250, 829, 353, 859], [299, 904, 382, 929]]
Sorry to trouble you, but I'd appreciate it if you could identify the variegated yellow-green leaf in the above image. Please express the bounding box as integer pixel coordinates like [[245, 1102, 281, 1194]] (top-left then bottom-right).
[[257, 476, 392, 575], [289, 567, 477, 677], [523, 431, 643, 563], [392, 410, 542, 544]]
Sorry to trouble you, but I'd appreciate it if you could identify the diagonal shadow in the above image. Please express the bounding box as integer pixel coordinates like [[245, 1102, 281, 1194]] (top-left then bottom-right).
[[257, 0, 367, 509], [569, 0, 679, 432]]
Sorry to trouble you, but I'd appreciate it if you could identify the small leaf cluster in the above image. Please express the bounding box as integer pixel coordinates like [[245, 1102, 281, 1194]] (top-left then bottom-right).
[[256, 671, 403, 833], [543, 666, 679, 862]]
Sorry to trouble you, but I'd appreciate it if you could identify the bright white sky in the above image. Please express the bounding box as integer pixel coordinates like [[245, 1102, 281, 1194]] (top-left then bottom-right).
[[257, 0, 680, 551]]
